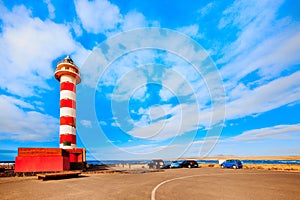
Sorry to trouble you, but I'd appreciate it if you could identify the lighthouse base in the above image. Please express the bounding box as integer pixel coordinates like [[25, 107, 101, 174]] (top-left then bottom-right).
[[14, 148, 86, 172]]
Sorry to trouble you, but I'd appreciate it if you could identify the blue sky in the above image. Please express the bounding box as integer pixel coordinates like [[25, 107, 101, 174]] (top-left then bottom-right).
[[0, 0, 300, 161]]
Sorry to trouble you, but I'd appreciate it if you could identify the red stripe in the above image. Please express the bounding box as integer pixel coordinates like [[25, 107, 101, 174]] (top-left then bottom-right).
[[60, 82, 75, 92], [60, 116, 76, 127], [60, 134, 76, 144], [60, 99, 76, 109]]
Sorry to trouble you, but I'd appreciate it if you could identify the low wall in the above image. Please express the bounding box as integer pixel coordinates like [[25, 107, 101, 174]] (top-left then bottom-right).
[[114, 163, 149, 169]]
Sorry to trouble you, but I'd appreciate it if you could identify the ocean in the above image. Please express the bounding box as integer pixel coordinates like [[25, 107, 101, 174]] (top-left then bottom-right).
[[1, 159, 299, 165], [86, 159, 300, 165]]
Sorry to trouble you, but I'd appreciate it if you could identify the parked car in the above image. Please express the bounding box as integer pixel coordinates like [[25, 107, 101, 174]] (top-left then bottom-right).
[[148, 159, 165, 169], [170, 161, 181, 168], [220, 159, 243, 169], [181, 160, 198, 168]]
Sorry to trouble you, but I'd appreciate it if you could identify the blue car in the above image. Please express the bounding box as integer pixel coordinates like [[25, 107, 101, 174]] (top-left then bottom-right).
[[220, 159, 243, 169], [170, 161, 181, 168]]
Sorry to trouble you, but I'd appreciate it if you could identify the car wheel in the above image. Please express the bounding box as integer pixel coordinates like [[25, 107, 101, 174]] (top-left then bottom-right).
[[221, 165, 225, 169], [233, 165, 237, 169], [188, 165, 191, 168]]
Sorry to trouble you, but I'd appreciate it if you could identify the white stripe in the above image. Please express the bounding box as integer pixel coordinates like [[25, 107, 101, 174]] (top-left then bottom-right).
[[60, 144, 76, 149], [60, 75, 76, 84], [59, 125, 76, 135], [60, 90, 76, 100], [151, 172, 278, 200], [60, 107, 76, 117]]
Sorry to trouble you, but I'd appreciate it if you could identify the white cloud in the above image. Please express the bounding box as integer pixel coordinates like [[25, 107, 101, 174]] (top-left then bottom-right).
[[131, 85, 147, 100], [218, 1, 283, 30], [226, 71, 300, 119], [220, 24, 300, 84], [44, 0, 55, 19], [232, 124, 300, 141], [74, 0, 159, 36], [111, 68, 148, 101], [88, 143, 185, 159], [149, 69, 300, 141], [0, 95, 34, 110], [74, 0, 122, 34], [120, 143, 174, 155], [0, 95, 58, 141], [0, 4, 88, 97], [0, 3, 90, 144], [122, 11, 147, 31], [70, 19, 83, 37], [111, 121, 120, 127], [251, 30, 300, 78], [190, 136, 220, 145], [80, 119, 92, 128], [100, 49, 211, 104], [144, 104, 173, 123], [127, 102, 203, 140], [213, 0, 300, 123], [81, 28, 211, 90], [160, 67, 195, 98], [99, 121, 107, 126], [186, 123, 300, 157], [198, 2, 213, 16], [157, 52, 212, 106], [128, 70, 300, 141], [217, 0, 300, 84], [98, 50, 157, 88], [176, 24, 203, 39]]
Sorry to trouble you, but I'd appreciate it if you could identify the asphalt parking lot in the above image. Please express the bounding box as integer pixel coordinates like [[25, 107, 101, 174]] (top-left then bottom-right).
[[1, 168, 300, 200]]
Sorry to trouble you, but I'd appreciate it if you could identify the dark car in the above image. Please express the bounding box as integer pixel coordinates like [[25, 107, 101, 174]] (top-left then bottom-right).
[[148, 159, 165, 169], [220, 159, 243, 169], [181, 160, 198, 168]]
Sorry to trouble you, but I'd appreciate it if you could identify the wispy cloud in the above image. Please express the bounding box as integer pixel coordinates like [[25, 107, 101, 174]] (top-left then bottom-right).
[[217, 0, 299, 83], [198, 2, 214, 17], [210, 0, 300, 123], [232, 124, 300, 141], [226, 71, 300, 119], [127, 102, 202, 140], [176, 24, 203, 39], [187, 124, 300, 156], [43, 0, 55, 19], [80, 120, 92, 128], [0, 95, 58, 141]]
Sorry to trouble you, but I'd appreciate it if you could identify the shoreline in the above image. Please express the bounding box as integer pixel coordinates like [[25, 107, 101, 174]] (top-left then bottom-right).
[[184, 155, 300, 160]]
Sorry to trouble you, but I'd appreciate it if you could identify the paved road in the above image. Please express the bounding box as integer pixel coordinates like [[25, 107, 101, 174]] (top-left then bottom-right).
[[1, 168, 300, 200]]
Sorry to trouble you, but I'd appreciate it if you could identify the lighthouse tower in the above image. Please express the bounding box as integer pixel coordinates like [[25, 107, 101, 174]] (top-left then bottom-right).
[[54, 56, 81, 149], [14, 56, 85, 173]]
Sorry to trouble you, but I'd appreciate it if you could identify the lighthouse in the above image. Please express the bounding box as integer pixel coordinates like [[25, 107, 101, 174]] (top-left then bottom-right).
[[14, 56, 86, 172], [54, 56, 81, 149]]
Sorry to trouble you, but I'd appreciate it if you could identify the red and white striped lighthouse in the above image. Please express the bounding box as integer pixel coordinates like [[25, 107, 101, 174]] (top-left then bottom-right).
[[54, 56, 81, 149]]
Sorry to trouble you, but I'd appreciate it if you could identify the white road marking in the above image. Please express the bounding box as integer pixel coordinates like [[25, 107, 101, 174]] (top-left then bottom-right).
[[150, 172, 289, 200], [151, 175, 200, 200]]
